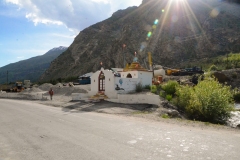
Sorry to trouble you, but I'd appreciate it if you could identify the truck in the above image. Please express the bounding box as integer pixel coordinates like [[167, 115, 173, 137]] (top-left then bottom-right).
[[23, 80, 31, 88], [0, 82, 25, 92], [12, 82, 25, 92], [172, 66, 204, 76]]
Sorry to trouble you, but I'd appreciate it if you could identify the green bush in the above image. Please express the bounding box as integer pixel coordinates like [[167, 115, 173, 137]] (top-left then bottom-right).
[[176, 79, 234, 124], [233, 88, 240, 102], [161, 80, 179, 95], [208, 65, 218, 71], [166, 94, 172, 101], [144, 85, 151, 90], [234, 93, 240, 102], [159, 91, 166, 98], [135, 82, 143, 92], [151, 85, 157, 94], [161, 114, 169, 119], [176, 85, 193, 111]]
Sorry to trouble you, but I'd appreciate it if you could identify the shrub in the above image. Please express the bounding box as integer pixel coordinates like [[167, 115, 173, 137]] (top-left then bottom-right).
[[162, 114, 169, 119], [176, 85, 193, 111], [161, 80, 179, 95], [151, 85, 157, 94], [144, 85, 151, 90], [232, 72, 238, 79], [166, 94, 172, 101], [234, 93, 240, 102], [135, 82, 143, 92], [159, 90, 166, 98], [50, 79, 57, 85], [233, 88, 240, 102], [208, 65, 218, 71], [176, 79, 234, 124]]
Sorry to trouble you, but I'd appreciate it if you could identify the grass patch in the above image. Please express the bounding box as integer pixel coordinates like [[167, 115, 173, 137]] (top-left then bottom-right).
[[133, 111, 150, 114], [161, 114, 170, 119]]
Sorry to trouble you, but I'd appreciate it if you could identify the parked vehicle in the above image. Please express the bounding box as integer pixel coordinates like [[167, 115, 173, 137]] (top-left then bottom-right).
[[172, 66, 204, 76], [12, 82, 24, 92], [79, 76, 91, 84]]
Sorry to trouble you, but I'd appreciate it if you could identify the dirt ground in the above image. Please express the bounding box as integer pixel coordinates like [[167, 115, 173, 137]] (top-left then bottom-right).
[[33, 93, 238, 132], [7, 81, 240, 131]]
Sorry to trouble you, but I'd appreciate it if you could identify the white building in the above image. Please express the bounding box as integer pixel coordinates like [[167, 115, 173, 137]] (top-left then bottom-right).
[[89, 55, 153, 99]]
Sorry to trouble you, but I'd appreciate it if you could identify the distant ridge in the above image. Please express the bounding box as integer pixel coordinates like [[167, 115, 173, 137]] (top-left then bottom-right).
[[0, 46, 67, 84]]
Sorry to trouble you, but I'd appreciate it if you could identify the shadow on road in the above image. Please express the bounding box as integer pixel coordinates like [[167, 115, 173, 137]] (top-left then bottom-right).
[[61, 100, 158, 114]]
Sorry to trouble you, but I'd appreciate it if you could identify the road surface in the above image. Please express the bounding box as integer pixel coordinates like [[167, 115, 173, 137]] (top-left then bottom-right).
[[0, 99, 240, 160]]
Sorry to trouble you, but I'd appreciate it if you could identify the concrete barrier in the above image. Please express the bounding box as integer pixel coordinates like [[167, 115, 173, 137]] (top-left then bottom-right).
[[106, 94, 161, 106], [0, 92, 47, 100]]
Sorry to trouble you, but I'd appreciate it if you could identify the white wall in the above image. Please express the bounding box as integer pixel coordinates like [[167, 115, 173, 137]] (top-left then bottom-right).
[[90, 68, 119, 98], [104, 69, 115, 93], [106, 94, 161, 106], [90, 70, 100, 94], [115, 77, 139, 92], [114, 71, 152, 92], [90, 68, 153, 98], [0, 92, 47, 100], [138, 71, 153, 86], [121, 71, 139, 78]]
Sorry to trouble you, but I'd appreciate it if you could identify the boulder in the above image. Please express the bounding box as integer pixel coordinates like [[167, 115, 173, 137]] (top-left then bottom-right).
[[166, 109, 181, 118], [212, 72, 230, 83], [227, 111, 240, 128], [161, 101, 178, 110]]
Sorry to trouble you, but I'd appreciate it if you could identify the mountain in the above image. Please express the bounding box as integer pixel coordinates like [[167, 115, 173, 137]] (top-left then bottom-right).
[[0, 46, 67, 84], [40, 0, 240, 81]]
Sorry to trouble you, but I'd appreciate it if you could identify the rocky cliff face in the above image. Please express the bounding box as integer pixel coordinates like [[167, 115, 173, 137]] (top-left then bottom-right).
[[40, 0, 240, 81]]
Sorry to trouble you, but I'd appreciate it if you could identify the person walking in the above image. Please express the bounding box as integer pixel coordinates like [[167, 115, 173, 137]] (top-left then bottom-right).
[[49, 88, 54, 100]]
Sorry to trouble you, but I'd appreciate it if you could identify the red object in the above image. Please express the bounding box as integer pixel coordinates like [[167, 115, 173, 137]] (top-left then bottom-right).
[[49, 89, 54, 95]]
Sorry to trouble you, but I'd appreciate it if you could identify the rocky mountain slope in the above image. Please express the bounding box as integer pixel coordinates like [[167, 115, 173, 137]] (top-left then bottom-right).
[[40, 0, 240, 81], [0, 46, 67, 84]]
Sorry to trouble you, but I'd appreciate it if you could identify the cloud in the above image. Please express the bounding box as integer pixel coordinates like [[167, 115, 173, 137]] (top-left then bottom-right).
[[5, 0, 142, 34], [17, 56, 24, 59]]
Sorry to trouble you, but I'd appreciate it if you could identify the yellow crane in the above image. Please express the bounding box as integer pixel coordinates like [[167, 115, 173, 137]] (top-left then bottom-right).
[[148, 52, 153, 71]]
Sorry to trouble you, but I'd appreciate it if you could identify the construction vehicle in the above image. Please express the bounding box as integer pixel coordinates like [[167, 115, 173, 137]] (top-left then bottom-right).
[[163, 66, 204, 76], [23, 80, 31, 88], [12, 82, 24, 92], [172, 66, 204, 76], [0, 82, 24, 92], [166, 68, 181, 76]]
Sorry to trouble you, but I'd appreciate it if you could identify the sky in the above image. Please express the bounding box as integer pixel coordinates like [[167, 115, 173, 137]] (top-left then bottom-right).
[[0, 0, 142, 67]]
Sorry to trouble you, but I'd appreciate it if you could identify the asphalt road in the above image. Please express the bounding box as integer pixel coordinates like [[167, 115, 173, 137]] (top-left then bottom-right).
[[1, 99, 240, 160]]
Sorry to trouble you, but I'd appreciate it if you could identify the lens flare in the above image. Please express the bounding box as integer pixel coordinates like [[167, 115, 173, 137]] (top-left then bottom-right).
[[210, 8, 219, 18], [147, 32, 152, 38], [154, 19, 159, 25]]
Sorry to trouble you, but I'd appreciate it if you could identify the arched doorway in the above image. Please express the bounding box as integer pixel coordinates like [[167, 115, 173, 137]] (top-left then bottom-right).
[[126, 73, 132, 78], [99, 71, 105, 91]]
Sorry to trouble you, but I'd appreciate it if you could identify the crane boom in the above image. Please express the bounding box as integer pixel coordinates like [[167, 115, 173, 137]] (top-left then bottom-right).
[[148, 52, 153, 71]]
